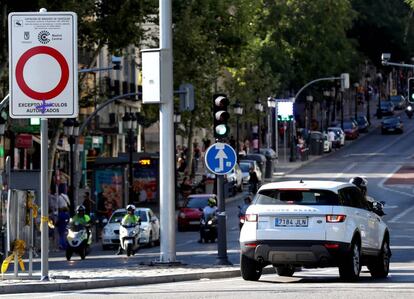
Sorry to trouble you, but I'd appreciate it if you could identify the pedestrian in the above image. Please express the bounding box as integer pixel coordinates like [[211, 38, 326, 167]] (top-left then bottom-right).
[[248, 167, 259, 194], [177, 153, 187, 173], [193, 142, 201, 172], [82, 191, 95, 216], [328, 130, 337, 150], [56, 206, 70, 250]]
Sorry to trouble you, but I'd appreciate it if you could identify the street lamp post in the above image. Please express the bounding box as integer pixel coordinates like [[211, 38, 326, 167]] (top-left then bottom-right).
[[267, 97, 276, 151], [365, 73, 372, 124], [63, 118, 79, 216], [254, 100, 263, 153], [376, 73, 383, 119], [353, 83, 359, 120], [123, 113, 137, 205], [306, 95, 314, 130], [233, 102, 243, 160], [0, 116, 5, 172]]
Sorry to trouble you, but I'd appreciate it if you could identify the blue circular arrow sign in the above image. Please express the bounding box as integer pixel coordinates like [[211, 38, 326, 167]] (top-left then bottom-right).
[[204, 142, 237, 175]]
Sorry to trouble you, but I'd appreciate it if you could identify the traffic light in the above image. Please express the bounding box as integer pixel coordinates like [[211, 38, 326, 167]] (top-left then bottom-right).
[[408, 78, 414, 104], [213, 94, 230, 139]]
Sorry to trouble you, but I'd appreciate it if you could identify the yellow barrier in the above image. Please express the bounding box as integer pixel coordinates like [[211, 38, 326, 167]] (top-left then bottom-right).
[[1, 240, 26, 274]]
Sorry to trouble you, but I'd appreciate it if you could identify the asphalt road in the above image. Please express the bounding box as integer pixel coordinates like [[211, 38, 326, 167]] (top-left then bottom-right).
[[6, 111, 414, 297]]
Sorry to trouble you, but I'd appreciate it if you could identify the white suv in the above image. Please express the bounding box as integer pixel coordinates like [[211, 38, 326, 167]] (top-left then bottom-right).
[[239, 180, 390, 281]]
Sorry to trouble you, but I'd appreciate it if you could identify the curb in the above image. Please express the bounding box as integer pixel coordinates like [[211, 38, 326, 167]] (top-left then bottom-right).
[[0, 268, 242, 294]]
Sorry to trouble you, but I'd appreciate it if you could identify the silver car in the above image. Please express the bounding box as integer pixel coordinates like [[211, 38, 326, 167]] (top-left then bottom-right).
[[102, 207, 160, 249]]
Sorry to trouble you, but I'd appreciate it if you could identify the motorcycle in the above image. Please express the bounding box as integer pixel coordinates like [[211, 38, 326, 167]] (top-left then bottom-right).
[[199, 214, 217, 243], [66, 223, 92, 261], [406, 105, 413, 119], [119, 222, 141, 256]]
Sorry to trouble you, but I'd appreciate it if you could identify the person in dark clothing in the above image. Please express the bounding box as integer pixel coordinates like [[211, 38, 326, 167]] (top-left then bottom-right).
[[82, 192, 95, 215], [248, 167, 259, 194]]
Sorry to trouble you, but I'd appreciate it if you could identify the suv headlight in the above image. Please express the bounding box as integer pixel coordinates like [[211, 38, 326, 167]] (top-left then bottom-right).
[[179, 212, 186, 219]]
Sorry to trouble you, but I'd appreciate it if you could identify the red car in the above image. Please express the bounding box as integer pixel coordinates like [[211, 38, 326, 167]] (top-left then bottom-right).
[[177, 194, 216, 231], [343, 121, 359, 140]]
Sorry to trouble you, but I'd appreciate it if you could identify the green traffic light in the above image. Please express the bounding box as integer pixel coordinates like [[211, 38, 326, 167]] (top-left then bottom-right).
[[215, 124, 228, 136]]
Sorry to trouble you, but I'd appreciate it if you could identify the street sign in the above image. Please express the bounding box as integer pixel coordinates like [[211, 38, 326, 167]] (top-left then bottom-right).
[[8, 11, 78, 118], [204, 142, 237, 175]]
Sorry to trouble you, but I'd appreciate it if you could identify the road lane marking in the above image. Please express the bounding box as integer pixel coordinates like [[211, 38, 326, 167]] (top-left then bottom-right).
[[334, 162, 357, 180], [390, 245, 414, 249], [389, 205, 414, 223], [377, 164, 414, 198]]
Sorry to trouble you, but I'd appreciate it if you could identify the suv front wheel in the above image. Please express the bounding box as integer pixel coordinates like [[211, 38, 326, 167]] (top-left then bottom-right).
[[339, 240, 361, 281], [241, 254, 262, 281]]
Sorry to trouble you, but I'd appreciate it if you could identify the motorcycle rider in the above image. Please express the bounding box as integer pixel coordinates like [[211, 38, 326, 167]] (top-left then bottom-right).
[[117, 204, 140, 255], [238, 196, 253, 229], [71, 205, 91, 225], [198, 197, 218, 243], [239, 196, 252, 216], [349, 176, 385, 216], [70, 205, 91, 240]]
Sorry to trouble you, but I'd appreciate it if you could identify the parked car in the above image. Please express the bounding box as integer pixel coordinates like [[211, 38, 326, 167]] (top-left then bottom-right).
[[381, 116, 403, 134], [243, 153, 267, 176], [327, 127, 345, 146], [379, 101, 395, 116], [352, 115, 370, 133], [136, 208, 160, 247], [322, 132, 332, 153], [177, 194, 216, 231], [102, 207, 160, 249], [389, 95, 406, 110], [239, 159, 263, 183], [259, 148, 277, 159], [239, 161, 251, 185], [226, 163, 243, 192], [240, 180, 390, 281], [342, 121, 359, 140]]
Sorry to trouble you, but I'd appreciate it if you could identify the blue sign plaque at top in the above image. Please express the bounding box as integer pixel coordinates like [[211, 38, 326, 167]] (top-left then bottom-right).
[[204, 142, 237, 175]]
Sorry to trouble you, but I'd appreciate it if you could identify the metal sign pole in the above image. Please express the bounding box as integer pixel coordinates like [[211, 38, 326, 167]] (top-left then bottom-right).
[[40, 118, 49, 281], [216, 174, 231, 265]]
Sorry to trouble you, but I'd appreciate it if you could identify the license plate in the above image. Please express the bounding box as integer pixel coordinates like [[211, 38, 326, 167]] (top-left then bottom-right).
[[388, 128, 395, 131], [189, 221, 199, 225], [275, 217, 308, 227]]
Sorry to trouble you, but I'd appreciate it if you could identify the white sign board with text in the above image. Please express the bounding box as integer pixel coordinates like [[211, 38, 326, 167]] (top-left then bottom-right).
[[8, 11, 78, 118]]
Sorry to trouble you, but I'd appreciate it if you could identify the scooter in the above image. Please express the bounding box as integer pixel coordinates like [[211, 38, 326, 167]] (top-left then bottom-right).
[[199, 214, 217, 243], [406, 105, 413, 119], [66, 223, 92, 261], [119, 222, 141, 256]]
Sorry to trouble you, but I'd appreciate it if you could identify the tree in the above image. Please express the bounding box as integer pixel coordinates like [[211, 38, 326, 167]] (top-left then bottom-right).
[[350, 0, 414, 66], [0, 0, 157, 185], [172, 0, 261, 174]]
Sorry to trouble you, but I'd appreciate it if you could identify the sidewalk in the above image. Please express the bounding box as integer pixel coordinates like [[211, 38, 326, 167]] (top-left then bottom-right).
[[0, 264, 241, 294]]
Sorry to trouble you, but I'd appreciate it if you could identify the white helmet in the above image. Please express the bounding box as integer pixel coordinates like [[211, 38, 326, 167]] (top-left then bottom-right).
[[126, 204, 136, 212]]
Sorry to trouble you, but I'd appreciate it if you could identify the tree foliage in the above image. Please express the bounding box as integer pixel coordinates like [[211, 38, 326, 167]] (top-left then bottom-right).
[[350, 0, 414, 65]]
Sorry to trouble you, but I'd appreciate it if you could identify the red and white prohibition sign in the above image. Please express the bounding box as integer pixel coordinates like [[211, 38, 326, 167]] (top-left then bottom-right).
[[15, 45, 69, 101]]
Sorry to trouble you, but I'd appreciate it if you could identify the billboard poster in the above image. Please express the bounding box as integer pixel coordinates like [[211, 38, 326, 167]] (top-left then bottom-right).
[[133, 158, 158, 203], [95, 168, 123, 219]]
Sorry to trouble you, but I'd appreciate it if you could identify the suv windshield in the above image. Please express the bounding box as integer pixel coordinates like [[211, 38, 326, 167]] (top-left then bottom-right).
[[255, 189, 339, 205]]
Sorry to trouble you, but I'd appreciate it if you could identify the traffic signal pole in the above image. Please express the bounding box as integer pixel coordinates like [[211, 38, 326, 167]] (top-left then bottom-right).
[[216, 174, 231, 265], [159, 0, 176, 263]]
